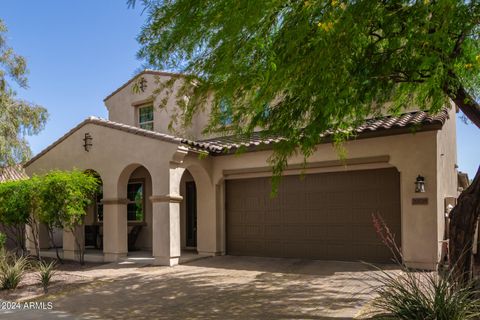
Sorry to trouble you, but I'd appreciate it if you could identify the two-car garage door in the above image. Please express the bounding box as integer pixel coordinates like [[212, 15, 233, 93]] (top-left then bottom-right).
[[226, 168, 401, 263]]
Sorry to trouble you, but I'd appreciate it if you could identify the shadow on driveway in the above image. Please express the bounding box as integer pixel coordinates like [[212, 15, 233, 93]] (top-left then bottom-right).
[[33, 256, 399, 319]]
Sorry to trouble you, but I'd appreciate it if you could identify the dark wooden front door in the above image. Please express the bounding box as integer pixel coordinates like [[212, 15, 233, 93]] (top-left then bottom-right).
[[186, 181, 197, 247]]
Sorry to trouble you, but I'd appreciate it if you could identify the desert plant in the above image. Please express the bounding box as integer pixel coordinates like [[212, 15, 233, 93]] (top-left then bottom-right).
[[369, 268, 480, 319], [367, 213, 480, 319], [36, 260, 56, 293], [0, 254, 29, 290]]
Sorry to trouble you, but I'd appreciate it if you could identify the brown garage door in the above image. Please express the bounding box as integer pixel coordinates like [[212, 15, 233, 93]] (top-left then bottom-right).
[[226, 167, 401, 263]]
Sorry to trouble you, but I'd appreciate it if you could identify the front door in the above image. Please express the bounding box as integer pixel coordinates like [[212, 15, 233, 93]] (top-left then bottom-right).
[[186, 181, 197, 247]]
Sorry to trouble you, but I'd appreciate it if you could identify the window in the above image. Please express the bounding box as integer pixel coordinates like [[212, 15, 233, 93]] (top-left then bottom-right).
[[127, 181, 144, 221], [138, 105, 154, 130], [219, 98, 233, 126]]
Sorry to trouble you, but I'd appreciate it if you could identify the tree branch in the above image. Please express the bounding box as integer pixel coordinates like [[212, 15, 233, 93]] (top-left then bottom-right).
[[444, 72, 480, 129]]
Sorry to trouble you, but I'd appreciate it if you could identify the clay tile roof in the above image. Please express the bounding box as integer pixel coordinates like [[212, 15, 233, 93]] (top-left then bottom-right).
[[183, 109, 449, 154], [0, 165, 28, 183], [25, 109, 449, 166], [25, 116, 192, 167]]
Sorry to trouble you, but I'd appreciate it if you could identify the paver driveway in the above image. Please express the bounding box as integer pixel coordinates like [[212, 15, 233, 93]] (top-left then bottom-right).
[[26, 256, 398, 319]]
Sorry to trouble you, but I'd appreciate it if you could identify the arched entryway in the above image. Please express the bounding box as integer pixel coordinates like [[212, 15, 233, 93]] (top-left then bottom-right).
[[180, 170, 197, 251], [176, 161, 218, 256], [84, 170, 103, 253], [115, 164, 153, 256]]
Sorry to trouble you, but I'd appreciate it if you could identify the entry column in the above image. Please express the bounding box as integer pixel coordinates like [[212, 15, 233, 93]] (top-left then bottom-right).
[[102, 198, 128, 261], [150, 194, 182, 266]]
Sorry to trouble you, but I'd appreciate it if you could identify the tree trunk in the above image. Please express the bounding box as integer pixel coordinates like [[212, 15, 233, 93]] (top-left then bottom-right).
[[47, 226, 63, 263], [449, 166, 480, 283]]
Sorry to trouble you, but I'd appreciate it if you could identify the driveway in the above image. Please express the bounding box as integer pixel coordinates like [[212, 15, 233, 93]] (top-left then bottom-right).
[[4, 256, 398, 319]]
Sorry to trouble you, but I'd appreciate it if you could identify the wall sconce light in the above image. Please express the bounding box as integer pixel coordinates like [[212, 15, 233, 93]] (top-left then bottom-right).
[[83, 133, 93, 152], [415, 175, 425, 193]]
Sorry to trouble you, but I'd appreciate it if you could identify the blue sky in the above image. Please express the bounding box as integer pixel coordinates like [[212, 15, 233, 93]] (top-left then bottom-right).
[[2, 1, 480, 178]]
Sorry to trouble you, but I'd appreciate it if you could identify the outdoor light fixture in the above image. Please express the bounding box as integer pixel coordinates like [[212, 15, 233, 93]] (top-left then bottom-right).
[[415, 175, 425, 193], [83, 133, 93, 152], [139, 77, 148, 92]]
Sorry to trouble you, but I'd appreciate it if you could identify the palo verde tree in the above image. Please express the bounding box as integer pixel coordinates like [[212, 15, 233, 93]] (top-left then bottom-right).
[[130, 0, 480, 279], [0, 19, 48, 166], [38, 170, 99, 265]]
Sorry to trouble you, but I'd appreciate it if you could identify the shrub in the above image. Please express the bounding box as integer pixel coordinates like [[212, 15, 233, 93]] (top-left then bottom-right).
[[369, 269, 480, 319], [0, 254, 29, 290], [37, 260, 56, 293], [368, 213, 480, 319]]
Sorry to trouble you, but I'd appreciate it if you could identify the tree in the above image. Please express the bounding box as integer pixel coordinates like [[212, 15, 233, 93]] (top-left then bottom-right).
[[130, 0, 480, 278], [0, 19, 48, 166], [0, 178, 41, 257], [38, 170, 99, 265], [449, 166, 480, 283]]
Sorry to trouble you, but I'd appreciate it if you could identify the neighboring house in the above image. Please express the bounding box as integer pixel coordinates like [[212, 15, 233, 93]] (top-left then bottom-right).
[[0, 165, 29, 250], [0, 165, 28, 183], [25, 70, 460, 269]]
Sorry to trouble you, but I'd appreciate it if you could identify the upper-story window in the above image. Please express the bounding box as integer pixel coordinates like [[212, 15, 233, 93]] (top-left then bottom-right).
[[138, 105, 154, 130], [219, 98, 233, 126]]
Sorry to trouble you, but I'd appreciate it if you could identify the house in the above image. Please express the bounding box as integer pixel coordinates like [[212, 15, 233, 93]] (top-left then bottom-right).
[[0, 165, 28, 183], [24, 70, 459, 269]]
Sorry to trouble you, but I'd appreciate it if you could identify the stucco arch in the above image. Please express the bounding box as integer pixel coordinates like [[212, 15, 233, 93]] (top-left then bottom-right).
[[175, 156, 218, 255], [116, 163, 154, 199]]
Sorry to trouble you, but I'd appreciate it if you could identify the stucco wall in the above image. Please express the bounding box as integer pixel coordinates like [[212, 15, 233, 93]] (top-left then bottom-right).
[[196, 130, 442, 269], [104, 72, 212, 140], [436, 105, 458, 261], [25, 122, 183, 263]]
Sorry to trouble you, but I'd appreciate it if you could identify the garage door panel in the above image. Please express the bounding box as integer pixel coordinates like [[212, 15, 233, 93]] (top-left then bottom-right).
[[327, 225, 353, 241], [265, 210, 282, 223], [306, 225, 329, 240], [226, 167, 401, 263], [284, 210, 307, 223], [245, 211, 264, 224], [283, 225, 308, 238], [264, 225, 284, 239], [265, 197, 284, 210], [227, 211, 243, 225]]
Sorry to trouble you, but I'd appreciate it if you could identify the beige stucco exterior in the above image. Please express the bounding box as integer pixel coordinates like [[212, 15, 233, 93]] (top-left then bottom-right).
[[25, 71, 458, 269]]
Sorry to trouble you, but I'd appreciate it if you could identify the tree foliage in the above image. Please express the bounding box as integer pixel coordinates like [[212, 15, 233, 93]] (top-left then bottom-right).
[[0, 170, 99, 264], [130, 0, 480, 181], [0, 19, 48, 166], [0, 177, 41, 256], [38, 170, 99, 264]]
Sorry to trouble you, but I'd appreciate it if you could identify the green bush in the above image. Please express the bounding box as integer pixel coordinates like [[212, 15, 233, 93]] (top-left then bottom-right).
[[37, 260, 56, 293], [369, 269, 480, 320], [0, 254, 29, 290], [369, 213, 480, 319]]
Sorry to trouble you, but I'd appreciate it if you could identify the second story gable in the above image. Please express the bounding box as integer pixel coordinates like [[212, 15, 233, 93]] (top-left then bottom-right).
[[104, 70, 211, 140]]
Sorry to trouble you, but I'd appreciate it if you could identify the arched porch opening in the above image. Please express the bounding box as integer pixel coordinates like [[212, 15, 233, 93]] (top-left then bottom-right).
[[116, 164, 153, 256], [177, 161, 217, 256], [83, 170, 103, 254], [180, 169, 197, 251]]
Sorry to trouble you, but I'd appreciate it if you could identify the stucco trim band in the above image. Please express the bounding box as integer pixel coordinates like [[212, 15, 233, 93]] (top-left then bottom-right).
[[223, 155, 390, 177], [102, 198, 128, 205], [149, 194, 183, 203]]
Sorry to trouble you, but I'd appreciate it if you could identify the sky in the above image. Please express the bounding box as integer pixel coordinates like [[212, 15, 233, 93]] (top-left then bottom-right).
[[1, 1, 480, 178]]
